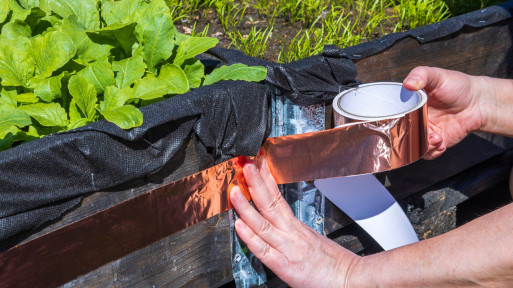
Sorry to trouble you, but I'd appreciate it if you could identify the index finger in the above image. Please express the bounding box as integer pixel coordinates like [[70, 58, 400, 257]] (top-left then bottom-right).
[[243, 161, 295, 230]]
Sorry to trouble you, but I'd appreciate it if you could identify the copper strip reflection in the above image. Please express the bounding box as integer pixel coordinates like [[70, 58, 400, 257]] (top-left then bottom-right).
[[264, 104, 428, 184], [0, 101, 427, 287], [0, 156, 252, 288]]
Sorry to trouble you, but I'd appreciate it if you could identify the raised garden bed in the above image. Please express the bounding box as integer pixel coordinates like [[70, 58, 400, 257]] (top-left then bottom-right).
[[1, 1, 513, 287]]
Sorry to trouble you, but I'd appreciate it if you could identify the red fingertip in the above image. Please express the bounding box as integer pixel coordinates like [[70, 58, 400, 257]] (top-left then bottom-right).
[[228, 158, 252, 209]]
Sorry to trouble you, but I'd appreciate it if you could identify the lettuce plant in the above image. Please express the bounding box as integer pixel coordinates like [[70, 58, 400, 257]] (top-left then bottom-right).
[[0, 0, 267, 151]]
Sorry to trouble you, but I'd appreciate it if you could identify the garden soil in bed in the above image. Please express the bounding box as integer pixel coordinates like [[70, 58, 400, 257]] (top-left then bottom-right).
[[175, 4, 399, 62]]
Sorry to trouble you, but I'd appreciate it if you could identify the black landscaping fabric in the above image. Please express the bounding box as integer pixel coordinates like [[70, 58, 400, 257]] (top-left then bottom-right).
[[1, 2, 513, 243]]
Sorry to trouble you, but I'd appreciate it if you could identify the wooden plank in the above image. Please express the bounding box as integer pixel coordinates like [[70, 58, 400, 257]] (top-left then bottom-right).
[[64, 212, 233, 288], [17, 18, 509, 287], [354, 22, 513, 82]]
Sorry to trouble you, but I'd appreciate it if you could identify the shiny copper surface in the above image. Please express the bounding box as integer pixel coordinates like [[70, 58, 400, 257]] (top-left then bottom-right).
[[0, 98, 428, 287], [263, 103, 428, 184], [0, 156, 251, 288]]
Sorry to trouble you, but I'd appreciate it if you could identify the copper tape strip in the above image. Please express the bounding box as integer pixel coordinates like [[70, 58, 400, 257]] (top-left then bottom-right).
[[0, 95, 428, 288], [0, 156, 251, 288], [263, 104, 428, 183]]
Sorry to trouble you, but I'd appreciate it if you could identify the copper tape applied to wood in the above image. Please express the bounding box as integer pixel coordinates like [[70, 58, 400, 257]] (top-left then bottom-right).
[[0, 84, 428, 287]]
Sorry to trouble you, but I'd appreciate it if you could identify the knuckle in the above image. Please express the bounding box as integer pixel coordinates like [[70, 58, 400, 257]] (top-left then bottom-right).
[[260, 243, 271, 258], [259, 219, 272, 235], [264, 192, 282, 213], [283, 254, 291, 267]]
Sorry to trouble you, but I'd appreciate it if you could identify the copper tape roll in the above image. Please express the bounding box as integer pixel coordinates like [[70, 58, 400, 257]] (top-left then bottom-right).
[[0, 83, 428, 287], [264, 82, 428, 183]]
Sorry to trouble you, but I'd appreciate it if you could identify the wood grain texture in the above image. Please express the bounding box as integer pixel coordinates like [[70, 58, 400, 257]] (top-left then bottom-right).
[[354, 22, 513, 82], [32, 18, 513, 287], [63, 213, 232, 288]]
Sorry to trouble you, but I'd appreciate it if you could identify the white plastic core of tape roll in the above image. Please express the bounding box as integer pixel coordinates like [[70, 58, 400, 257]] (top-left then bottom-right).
[[333, 82, 427, 124]]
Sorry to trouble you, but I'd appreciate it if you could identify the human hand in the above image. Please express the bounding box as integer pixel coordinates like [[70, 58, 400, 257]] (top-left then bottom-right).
[[229, 157, 360, 288], [403, 66, 488, 159]]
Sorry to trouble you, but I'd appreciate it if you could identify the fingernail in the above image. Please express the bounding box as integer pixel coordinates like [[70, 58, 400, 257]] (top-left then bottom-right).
[[261, 155, 268, 167], [235, 219, 246, 231], [232, 186, 243, 201], [404, 76, 420, 86], [248, 163, 258, 175], [257, 155, 268, 170]]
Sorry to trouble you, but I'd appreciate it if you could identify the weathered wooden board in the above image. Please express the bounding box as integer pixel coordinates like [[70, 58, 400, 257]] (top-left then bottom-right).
[[355, 22, 513, 82], [8, 18, 512, 288]]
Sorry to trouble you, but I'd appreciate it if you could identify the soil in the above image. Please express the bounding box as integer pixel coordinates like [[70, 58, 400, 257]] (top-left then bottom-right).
[[175, 4, 399, 63]]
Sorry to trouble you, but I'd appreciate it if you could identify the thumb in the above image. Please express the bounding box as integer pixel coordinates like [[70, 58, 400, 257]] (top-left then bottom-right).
[[403, 66, 442, 92]]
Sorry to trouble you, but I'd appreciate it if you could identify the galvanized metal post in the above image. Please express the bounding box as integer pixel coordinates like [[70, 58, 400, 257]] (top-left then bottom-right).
[[230, 90, 326, 287]]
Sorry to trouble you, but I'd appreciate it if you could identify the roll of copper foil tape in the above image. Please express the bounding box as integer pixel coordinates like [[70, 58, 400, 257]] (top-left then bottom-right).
[[263, 82, 428, 184], [0, 83, 429, 288]]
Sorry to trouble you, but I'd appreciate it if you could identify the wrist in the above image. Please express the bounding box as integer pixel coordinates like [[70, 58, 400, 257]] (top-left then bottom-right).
[[343, 256, 362, 288], [472, 75, 494, 133], [344, 255, 379, 288]]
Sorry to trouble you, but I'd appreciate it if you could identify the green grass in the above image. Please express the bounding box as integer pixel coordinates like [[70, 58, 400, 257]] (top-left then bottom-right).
[[277, 0, 452, 62], [164, 0, 503, 63], [228, 27, 273, 58]]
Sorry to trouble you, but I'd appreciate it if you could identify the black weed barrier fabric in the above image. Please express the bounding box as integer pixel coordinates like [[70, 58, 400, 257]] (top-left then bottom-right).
[[1, 2, 513, 243]]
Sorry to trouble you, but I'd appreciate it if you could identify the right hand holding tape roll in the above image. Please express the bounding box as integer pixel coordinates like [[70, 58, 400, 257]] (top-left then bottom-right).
[[315, 83, 428, 250]]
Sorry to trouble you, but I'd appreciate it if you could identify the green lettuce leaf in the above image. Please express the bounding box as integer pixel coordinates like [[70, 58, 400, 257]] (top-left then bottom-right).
[[112, 54, 146, 89], [9, 1, 31, 22], [18, 0, 40, 10], [0, 131, 16, 151], [94, 22, 137, 57], [68, 118, 91, 130], [1, 20, 32, 40], [0, 38, 35, 86], [67, 118, 90, 130], [18, 102, 67, 127], [0, 125, 37, 151], [0, 88, 18, 110], [101, 85, 131, 111], [99, 105, 143, 129], [0, 0, 11, 23], [68, 75, 98, 121], [68, 99, 82, 124], [29, 72, 64, 102], [77, 57, 115, 94], [100, 0, 145, 26], [183, 59, 204, 88], [138, 12, 175, 72], [158, 64, 189, 94], [16, 93, 39, 104], [203, 64, 267, 86], [173, 37, 218, 66], [31, 30, 76, 78], [60, 16, 113, 63], [42, 0, 100, 30], [132, 75, 168, 101], [0, 109, 32, 135]]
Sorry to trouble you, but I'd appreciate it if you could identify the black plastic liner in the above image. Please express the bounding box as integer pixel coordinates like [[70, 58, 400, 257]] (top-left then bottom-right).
[[1, 1, 513, 242]]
